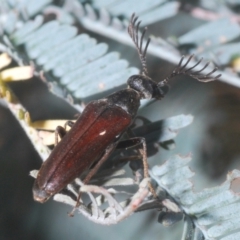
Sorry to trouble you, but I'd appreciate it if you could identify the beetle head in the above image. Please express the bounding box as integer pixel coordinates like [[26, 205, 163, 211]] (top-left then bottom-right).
[[128, 74, 168, 100]]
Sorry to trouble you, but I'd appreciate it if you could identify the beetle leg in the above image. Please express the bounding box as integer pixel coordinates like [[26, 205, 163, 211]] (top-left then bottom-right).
[[121, 130, 158, 199], [125, 129, 149, 178], [83, 142, 118, 184], [55, 121, 75, 146], [116, 137, 144, 149], [55, 126, 66, 146], [69, 142, 118, 217], [117, 137, 149, 177]]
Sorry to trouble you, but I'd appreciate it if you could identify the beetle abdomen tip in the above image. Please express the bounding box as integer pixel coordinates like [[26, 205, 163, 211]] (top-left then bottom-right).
[[33, 180, 51, 203]]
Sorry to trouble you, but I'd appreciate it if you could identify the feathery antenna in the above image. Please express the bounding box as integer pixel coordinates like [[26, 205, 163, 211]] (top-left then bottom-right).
[[128, 13, 150, 77], [159, 55, 221, 86]]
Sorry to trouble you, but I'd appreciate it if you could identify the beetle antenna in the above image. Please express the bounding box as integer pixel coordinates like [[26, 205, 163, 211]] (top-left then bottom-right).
[[158, 55, 221, 87], [128, 13, 150, 77]]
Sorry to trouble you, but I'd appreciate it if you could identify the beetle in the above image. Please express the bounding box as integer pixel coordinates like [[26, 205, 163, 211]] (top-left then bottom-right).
[[33, 14, 221, 210]]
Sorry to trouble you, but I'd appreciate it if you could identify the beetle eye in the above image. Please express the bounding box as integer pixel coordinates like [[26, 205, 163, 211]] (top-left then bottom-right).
[[159, 85, 169, 96]]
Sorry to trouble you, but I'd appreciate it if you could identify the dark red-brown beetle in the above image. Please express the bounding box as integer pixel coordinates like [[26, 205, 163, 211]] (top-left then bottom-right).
[[33, 14, 221, 208]]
